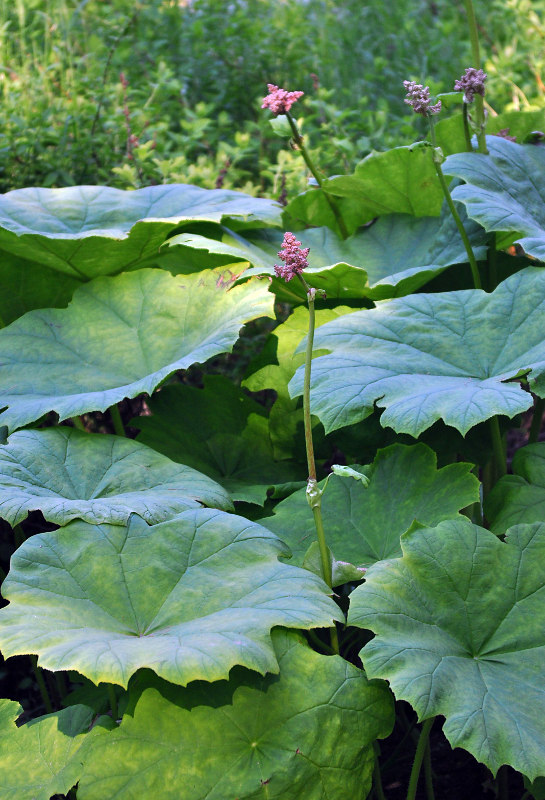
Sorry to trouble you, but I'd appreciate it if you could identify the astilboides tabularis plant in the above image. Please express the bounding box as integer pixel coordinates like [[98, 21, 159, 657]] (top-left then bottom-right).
[[1, 3, 545, 799]]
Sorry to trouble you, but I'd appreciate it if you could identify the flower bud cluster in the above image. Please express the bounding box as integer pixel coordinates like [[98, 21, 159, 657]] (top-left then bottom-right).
[[454, 67, 487, 103], [403, 81, 441, 116], [261, 84, 304, 115], [274, 232, 309, 282]]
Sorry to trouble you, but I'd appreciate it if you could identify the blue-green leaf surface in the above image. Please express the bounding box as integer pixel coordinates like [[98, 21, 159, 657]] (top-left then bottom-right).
[[169, 208, 487, 301], [348, 519, 545, 780], [290, 267, 545, 436], [485, 442, 545, 532], [444, 137, 545, 259], [78, 631, 394, 800], [133, 376, 303, 505], [262, 443, 479, 569], [0, 700, 109, 800], [0, 185, 281, 277], [0, 510, 342, 687], [0, 426, 232, 526], [0, 267, 274, 432]]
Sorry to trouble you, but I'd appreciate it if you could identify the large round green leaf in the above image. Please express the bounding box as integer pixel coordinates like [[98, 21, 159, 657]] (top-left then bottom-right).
[[0, 267, 274, 432], [0, 700, 109, 800], [444, 137, 545, 258], [0, 251, 80, 325], [290, 267, 545, 436], [485, 442, 545, 533], [322, 142, 444, 219], [0, 426, 233, 527], [168, 209, 487, 302], [262, 443, 479, 569], [78, 631, 394, 800], [0, 185, 281, 277], [348, 519, 545, 780], [0, 510, 342, 687], [133, 376, 304, 505]]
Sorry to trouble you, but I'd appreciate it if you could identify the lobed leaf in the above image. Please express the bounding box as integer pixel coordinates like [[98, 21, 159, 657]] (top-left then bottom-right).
[[0, 700, 109, 800], [289, 267, 545, 436], [0, 509, 342, 687], [0, 426, 233, 527], [485, 442, 545, 532], [0, 267, 274, 432], [444, 136, 545, 259], [133, 376, 303, 504], [0, 184, 281, 277], [78, 631, 394, 800], [169, 208, 487, 302], [262, 443, 479, 569], [348, 518, 545, 780]]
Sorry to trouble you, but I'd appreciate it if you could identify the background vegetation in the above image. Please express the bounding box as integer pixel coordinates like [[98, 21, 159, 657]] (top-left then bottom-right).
[[1, 0, 544, 197]]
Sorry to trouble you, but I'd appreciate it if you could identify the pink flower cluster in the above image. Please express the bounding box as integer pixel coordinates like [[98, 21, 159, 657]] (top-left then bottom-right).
[[261, 84, 304, 115], [274, 232, 309, 282], [403, 81, 441, 116], [454, 68, 487, 103]]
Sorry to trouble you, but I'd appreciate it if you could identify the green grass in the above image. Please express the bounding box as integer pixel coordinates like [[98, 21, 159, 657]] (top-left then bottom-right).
[[0, 0, 544, 194]]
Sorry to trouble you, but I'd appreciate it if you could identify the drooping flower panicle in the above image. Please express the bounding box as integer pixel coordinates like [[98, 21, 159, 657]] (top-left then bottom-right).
[[403, 81, 441, 116], [274, 232, 309, 282], [261, 84, 304, 115], [454, 68, 487, 103]]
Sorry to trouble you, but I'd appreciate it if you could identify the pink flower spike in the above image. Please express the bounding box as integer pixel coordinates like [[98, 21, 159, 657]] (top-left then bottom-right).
[[273, 232, 309, 282], [403, 80, 441, 116], [262, 84, 304, 115], [454, 68, 487, 103]]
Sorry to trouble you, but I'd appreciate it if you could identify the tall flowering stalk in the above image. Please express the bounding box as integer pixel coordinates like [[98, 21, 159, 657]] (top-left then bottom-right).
[[274, 232, 340, 653], [403, 79, 482, 291], [461, 0, 488, 154], [262, 84, 349, 239], [454, 67, 488, 153], [404, 79, 505, 483]]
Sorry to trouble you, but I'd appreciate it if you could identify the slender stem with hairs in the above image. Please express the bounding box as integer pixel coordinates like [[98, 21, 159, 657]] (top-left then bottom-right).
[[462, 103, 473, 151], [489, 416, 506, 480], [286, 110, 349, 239], [529, 397, 545, 443], [407, 718, 435, 800], [107, 684, 119, 722], [297, 273, 339, 654], [428, 120, 482, 290], [30, 655, 54, 714], [110, 404, 126, 437], [463, 0, 487, 153]]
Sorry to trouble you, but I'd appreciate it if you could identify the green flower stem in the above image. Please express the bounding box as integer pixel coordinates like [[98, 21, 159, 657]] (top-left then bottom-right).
[[55, 672, 68, 703], [297, 273, 339, 655], [489, 416, 506, 479], [372, 742, 387, 800], [406, 717, 435, 800], [71, 415, 86, 432], [110, 404, 126, 437], [462, 103, 473, 151], [13, 524, 26, 548], [107, 684, 119, 722], [424, 739, 435, 800], [428, 120, 482, 290], [286, 110, 349, 239], [529, 396, 545, 443], [463, 0, 488, 154], [30, 655, 54, 714], [487, 233, 498, 291]]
